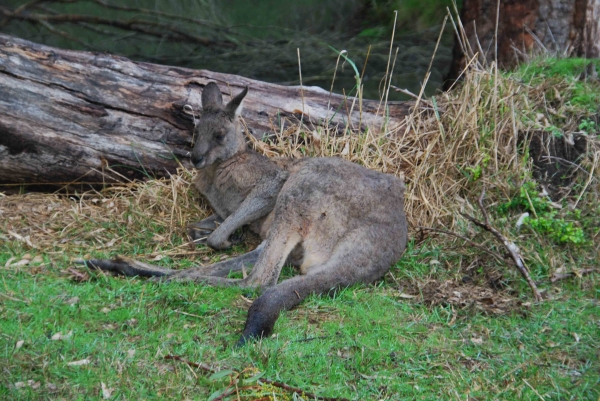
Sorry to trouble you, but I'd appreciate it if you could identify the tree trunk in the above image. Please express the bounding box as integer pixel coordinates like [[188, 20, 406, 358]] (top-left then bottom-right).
[[446, 0, 600, 85], [583, 0, 600, 57], [0, 34, 411, 187]]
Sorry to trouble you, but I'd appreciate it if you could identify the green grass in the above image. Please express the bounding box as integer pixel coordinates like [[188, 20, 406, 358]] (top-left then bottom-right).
[[1, 244, 598, 400], [515, 57, 600, 111]]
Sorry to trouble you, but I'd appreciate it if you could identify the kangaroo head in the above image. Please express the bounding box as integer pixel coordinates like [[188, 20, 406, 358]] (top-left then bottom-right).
[[191, 82, 249, 169]]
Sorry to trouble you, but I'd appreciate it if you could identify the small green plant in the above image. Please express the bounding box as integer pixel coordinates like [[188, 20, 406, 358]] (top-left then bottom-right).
[[545, 125, 563, 138], [578, 119, 597, 135], [525, 212, 587, 245], [497, 181, 550, 215], [465, 165, 482, 181], [498, 181, 586, 245]]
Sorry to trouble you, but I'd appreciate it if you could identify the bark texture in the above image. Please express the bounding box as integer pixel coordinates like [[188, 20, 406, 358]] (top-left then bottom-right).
[[446, 0, 600, 85], [0, 34, 411, 186]]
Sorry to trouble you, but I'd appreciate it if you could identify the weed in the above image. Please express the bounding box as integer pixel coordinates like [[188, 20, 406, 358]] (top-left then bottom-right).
[[579, 119, 597, 135], [498, 181, 587, 245]]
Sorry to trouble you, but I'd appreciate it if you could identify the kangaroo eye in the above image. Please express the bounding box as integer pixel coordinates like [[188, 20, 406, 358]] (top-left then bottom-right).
[[215, 134, 225, 142]]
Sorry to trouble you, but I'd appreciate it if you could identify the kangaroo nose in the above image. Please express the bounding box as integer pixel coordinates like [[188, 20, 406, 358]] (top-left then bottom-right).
[[191, 154, 204, 167]]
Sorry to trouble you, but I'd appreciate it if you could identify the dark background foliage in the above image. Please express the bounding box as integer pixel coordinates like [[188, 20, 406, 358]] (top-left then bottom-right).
[[0, 0, 460, 100]]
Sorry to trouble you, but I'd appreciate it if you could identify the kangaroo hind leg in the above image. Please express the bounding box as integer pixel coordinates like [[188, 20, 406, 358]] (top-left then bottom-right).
[[81, 242, 265, 281], [237, 233, 396, 346]]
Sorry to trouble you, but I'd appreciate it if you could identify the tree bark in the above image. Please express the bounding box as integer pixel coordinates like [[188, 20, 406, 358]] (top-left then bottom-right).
[[446, 0, 600, 86], [0, 34, 411, 187], [583, 0, 600, 57]]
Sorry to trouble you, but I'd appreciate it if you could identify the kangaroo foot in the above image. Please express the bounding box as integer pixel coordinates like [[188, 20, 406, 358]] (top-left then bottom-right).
[[78, 256, 174, 278]]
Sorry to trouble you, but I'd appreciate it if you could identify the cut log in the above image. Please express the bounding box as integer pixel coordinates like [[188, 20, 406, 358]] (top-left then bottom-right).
[[0, 34, 411, 187]]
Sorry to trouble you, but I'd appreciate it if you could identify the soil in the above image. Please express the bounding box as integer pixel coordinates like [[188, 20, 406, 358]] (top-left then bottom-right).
[[529, 130, 588, 197]]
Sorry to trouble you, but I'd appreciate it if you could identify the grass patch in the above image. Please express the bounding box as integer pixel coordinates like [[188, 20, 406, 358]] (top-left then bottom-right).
[[1, 250, 598, 400]]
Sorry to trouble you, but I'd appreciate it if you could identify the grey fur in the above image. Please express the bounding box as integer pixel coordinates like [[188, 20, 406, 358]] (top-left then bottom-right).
[[84, 82, 408, 345]]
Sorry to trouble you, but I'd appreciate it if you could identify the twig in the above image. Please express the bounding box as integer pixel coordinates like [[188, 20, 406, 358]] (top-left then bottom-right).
[[461, 189, 544, 302], [390, 85, 434, 107], [540, 156, 595, 178], [550, 268, 597, 283], [419, 226, 505, 263], [164, 355, 350, 401], [163, 355, 216, 374]]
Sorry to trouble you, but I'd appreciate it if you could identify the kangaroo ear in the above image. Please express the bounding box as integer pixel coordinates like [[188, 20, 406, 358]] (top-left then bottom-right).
[[202, 82, 223, 111], [225, 86, 249, 119]]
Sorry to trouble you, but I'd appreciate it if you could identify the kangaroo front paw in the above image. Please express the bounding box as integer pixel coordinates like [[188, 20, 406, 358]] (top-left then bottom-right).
[[207, 234, 232, 250], [187, 226, 211, 244], [186, 215, 223, 245]]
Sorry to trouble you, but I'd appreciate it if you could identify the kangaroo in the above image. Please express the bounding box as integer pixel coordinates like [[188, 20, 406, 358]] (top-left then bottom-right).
[[84, 82, 408, 345]]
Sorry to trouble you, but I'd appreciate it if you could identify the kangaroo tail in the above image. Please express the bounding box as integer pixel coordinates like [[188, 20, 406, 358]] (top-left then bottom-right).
[[237, 267, 360, 346]]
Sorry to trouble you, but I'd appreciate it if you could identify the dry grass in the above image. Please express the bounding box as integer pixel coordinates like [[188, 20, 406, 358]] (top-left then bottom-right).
[[1, 169, 215, 262], [1, 58, 599, 275], [249, 63, 600, 231]]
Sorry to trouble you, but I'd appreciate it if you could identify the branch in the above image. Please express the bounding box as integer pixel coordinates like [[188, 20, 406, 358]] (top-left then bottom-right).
[[0, 6, 235, 48], [419, 226, 505, 263], [89, 0, 231, 33], [461, 189, 544, 302], [550, 268, 597, 283]]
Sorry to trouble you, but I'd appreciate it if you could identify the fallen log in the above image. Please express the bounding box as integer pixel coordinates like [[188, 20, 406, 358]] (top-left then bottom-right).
[[0, 34, 412, 187]]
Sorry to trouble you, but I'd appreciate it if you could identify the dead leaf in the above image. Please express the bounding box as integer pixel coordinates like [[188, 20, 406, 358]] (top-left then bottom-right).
[[397, 293, 416, 299], [67, 359, 90, 366], [127, 349, 136, 358], [8, 231, 36, 248], [470, 337, 484, 345], [341, 142, 350, 156], [240, 295, 253, 306], [51, 331, 73, 341], [572, 333, 580, 343], [101, 382, 113, 399], [14, 380, 41, 389], [312, 130, 321, 146], [11, 258, 31, 267], [100, 307, 111, 314], [104, 237, 118, 248], [27, 380, 41, 389], [152, 234, 166, 242], [65, 296, 79, 306], [64, 267, 90, 282], [15, 340, 24, 349]]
